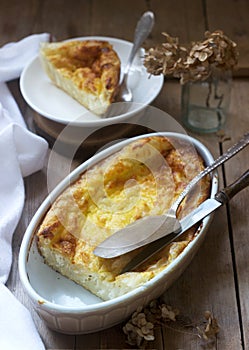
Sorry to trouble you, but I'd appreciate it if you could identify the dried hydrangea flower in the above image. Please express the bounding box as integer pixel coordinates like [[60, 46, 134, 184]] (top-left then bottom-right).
[[122, 301, 220, 348], [196, 310, 220, 348], [160, 304, 179, 321], [180, 30, 238, 83], [144, 32, 187, 77], [122, 306, 155, 347], [122, 300, 179, 348], [203, 310, 220, 340], [143, 30, 239, 84]]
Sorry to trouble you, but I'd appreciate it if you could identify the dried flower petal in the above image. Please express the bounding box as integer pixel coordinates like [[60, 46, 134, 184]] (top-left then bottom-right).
[[204, 311, 220, 338], [160, 304, 179, 321]]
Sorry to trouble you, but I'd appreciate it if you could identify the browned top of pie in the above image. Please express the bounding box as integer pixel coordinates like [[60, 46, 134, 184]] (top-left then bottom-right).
[[41, 40, 120, 95]]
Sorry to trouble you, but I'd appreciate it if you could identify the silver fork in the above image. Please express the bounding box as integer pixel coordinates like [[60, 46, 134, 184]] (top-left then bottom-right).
[[115, 11, 154, 102]]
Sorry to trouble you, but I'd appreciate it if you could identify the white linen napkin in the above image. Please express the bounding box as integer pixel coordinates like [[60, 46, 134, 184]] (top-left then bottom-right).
[[0, 33, 50, 350]]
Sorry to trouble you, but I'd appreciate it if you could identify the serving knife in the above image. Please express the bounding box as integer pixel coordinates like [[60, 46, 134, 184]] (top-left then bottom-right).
[[94, 133, 249, 259], [120, 169, 249, 272]]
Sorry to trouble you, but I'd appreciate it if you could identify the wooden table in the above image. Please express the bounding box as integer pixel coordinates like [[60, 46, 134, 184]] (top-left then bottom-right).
[[3, 0, 249, 349]]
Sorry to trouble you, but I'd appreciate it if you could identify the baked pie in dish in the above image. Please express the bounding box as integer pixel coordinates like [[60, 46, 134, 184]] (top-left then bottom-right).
[[36, 135, 211, 300]]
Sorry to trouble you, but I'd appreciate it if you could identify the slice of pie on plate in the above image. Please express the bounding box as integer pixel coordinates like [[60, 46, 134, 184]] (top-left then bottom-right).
[[39, 40, 121, 115]]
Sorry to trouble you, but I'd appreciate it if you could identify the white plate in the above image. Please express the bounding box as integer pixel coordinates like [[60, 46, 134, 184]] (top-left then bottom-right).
[[19, 132, 218, 334], [20, 36, 164, 127]]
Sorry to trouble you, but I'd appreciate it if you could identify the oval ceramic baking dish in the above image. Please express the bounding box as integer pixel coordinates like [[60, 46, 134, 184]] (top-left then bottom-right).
[[19, 132, 218, 334]]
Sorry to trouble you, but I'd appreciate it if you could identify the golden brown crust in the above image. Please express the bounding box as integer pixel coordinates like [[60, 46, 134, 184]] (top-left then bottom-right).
[[39, 40, 121, 115], [36, 136, 211, 300]]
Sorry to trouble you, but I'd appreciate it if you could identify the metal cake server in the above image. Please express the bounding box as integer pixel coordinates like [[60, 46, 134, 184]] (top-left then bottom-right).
[[121, 168, 249, 272], [94, 133, 249, 258]]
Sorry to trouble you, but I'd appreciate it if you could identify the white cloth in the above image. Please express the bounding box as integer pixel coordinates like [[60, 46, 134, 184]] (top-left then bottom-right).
[[0, 33, 50, 350], [0, 284, 45, 350]]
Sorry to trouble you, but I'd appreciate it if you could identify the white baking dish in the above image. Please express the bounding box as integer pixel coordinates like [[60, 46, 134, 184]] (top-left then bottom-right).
[[18, 132, 218, 334]]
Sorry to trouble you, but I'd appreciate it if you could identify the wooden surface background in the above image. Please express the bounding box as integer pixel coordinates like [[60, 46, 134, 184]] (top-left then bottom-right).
[[1, 0, 249, 349], [1, 0, 249, 75]]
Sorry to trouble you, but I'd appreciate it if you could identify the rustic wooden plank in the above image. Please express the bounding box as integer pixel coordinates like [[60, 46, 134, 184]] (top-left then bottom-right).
[[206, 0, 249, 76], [153, 80, 181, 119], [222, 79, 249, 350], [31, 0, 92, 40], [90, 0, 147, 39], [0, 0, 38, 45], [148, 0, 206, 47]]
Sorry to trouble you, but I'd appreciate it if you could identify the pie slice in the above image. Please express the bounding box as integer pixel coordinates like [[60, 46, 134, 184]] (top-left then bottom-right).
[[39, 40, 121, 115]]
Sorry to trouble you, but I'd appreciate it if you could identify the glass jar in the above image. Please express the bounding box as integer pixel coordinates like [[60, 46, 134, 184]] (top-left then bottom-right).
[[181, 70, 232, 133]]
